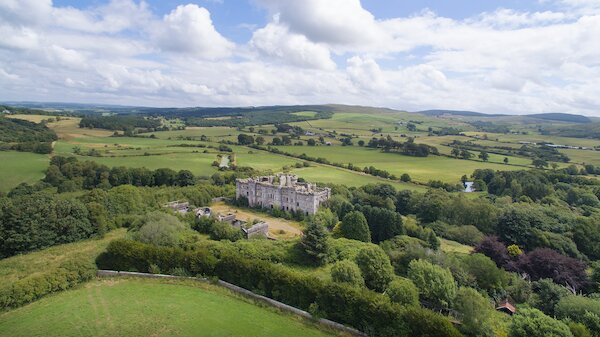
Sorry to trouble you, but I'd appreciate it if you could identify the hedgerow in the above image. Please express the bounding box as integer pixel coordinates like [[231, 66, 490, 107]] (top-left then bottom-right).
[[96, 239, 462, 337]]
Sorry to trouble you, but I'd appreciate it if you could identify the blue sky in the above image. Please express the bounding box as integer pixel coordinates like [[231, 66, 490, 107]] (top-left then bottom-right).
[[1, 0, 599, 115], [52, 0, 561, 44]]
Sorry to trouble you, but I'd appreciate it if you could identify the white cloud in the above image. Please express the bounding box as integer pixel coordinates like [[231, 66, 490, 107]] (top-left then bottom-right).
[[250, 21, 336, 70], [52, 0, 152, 34], [154, 4, 234, 59], [258, 0, 384, 46], [471, 9, 567, 28], [0, 0, 599, 116], [346, 56, 387, 91]]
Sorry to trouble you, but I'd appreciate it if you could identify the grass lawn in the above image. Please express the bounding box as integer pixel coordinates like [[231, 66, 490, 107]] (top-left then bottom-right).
[[0, 278, 339, 337], [559, 148, 600, 166], [276, 145, 523, 183], [463, 131, 600, 149], [0, 229, 126, 284], [290, 165, 427, 191], [0, 151, 49, 192], [5, 114, 52, 123], [440, 239, 473, 255]]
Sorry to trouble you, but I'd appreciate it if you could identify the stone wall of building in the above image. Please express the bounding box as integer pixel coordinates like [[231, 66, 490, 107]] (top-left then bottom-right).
[[236, 174, 330, 215]]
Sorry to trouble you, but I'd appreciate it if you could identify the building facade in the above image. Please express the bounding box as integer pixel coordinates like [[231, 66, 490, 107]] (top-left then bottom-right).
[[236, 174, 330, 215]]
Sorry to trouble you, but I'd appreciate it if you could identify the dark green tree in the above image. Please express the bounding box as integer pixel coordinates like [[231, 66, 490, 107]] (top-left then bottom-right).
[[339, 211, 371, 242], [330, 260, 364, 287], [355, 246, 394, 292], [509, 308, 573, 337], [301, 221, 329, 265]]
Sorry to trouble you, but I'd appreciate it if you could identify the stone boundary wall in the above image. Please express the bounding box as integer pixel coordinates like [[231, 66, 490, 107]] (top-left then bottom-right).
[[97, 270, 367, 337]]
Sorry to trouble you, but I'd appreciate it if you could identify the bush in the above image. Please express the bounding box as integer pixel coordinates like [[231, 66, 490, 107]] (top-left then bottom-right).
[[0, 257, 96, 310], [385, 278, 419, 306], [209, 222, 244, 242], [407, 259, 457, 308], [98, 239, 462, 337], [454, 287, 494, 337], [508, 307, 573, 337], [330, 260, 365, 287], [555, 296, 600, 320], [132, 211, 186, 247], [429, 222, 484, 245], [339, 211, 371, 242], [460, 253, 507, 293], [355, 246, 394, 292]]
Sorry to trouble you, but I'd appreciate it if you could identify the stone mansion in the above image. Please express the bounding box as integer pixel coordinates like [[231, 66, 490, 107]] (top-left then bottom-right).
[[236, 174, 331, 215]]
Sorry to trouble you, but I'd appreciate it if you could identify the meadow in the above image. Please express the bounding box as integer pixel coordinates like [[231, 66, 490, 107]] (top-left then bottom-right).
[[0, 229, 126, 284], [277, 145, 523, 183], [0, 151, 49, 192], [3, 110, 599, 192], [0, 278, 339, 337]]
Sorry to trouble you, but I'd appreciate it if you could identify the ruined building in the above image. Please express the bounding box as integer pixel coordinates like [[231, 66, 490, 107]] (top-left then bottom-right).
[[236, 174, 330, 215]]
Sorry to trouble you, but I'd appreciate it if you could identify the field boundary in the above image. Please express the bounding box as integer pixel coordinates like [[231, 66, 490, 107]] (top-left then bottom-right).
[[97, 270, 367, 337]]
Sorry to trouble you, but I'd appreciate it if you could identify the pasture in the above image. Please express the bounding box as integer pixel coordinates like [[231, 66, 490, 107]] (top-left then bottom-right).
[[3, 111, 599, 192], [290, 165, 427, 191], [0, 151, 49, 192], [0, 229, 126, 284], [276, 145, 523, 183], [0, 278, 339, 337]]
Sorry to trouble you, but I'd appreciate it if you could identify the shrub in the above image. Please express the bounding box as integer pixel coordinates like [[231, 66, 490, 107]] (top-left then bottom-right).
[[474, 236, 510, 267], [429, 222, 484, 246], [355, 246, 394, 292], [529, 278, 572, 316], [555, 296, 600, 320], [454, 287, 494, 337], [385, 278, 419, 306], [0, 257, 96, 310], [508, 307, 573, 337], [301, 221, 329, 266], [209, 222, 244, 242], [132, 211, 186, 247], [97, 239, 463, 337], [516, 248, 588, 291], [408, 259, 457, 308], [330, 260, 365, 287], [339, 211, 371, 242], [460, 253, 507, 293]]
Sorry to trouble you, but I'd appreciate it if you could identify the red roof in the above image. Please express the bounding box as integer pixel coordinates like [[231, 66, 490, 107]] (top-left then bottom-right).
[[496, 301, 516, 315]]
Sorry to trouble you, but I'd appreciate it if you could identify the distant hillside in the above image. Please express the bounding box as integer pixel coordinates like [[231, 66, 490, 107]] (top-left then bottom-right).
[[417, 109, 591, 123], [527, 113, 591, 123], [416, 110, 505, 117], [0, 116, 57, 143], [541, 122, 600, 139]]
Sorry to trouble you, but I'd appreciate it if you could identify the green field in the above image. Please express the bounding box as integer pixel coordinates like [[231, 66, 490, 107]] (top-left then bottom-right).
[[4, 111, 600, 191], [0, 278, 338, 337], [0, 151, 50, 192], [291, 165, 426, 191], [292, 112, 470, 136], [0, 229, 126, 284], [275, 145, 523, 183], [439, 239, 473, 255]]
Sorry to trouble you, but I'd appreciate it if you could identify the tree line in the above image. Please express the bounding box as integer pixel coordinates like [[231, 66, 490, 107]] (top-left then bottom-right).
[[0, 117, 57, 154]]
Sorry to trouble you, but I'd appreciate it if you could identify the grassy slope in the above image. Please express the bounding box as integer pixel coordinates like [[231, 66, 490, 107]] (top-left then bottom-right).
[[0, 151, 49, 192], [290, 165, 426, 191], [439, 239, 473, 255], [0, 278, 338, 337], [0, 229, 126, 284], [275, 145, 523, 183]]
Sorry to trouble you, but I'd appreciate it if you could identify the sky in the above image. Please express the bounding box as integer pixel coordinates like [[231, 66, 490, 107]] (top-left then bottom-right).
[[0, 1, 599, 115]]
